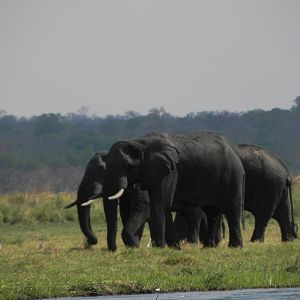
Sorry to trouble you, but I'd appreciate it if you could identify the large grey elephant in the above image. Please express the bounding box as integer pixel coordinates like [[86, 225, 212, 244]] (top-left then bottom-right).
[[103, 132, 245, 248], [174, 144, 298, 244], [65, 152, 151, 251]]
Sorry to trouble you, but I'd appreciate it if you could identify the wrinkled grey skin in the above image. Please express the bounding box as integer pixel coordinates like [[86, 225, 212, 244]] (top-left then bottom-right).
[[104, 132, 245, 248], [65, 152, 150, 251], [174, 144, 298, 244]]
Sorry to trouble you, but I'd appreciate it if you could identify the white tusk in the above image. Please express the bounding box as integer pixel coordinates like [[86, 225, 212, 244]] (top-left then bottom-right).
[[108, 188, 124, 200], [81, 199, 97, 206]]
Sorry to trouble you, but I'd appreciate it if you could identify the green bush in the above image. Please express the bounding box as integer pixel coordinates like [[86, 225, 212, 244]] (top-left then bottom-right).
[[0, 193, 106, 225]]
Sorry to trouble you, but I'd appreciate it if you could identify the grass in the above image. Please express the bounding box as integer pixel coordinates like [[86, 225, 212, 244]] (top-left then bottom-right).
[[0, 182, 300, 300]]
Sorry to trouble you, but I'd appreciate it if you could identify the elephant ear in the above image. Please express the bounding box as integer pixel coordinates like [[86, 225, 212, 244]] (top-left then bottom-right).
[[140, 140, 179, 190], [120, 141, 144, 166], [97, 151, 108, 163]]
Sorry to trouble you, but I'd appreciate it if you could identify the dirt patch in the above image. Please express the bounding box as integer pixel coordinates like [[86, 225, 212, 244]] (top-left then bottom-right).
[[293, 176, 300, 184]]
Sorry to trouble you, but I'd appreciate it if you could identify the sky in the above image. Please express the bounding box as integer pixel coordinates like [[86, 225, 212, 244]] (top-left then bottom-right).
[[0, 0, 300, 117]]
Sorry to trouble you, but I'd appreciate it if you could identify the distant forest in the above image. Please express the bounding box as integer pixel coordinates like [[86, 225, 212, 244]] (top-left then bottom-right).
[[0, 97, 300, 193]]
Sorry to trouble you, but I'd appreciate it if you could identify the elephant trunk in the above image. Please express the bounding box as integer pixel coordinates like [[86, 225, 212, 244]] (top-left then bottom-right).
[[77, 202, 98, 245]]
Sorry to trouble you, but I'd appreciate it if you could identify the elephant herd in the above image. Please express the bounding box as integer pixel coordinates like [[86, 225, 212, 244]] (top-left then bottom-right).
[[65, 131, 298, 251]]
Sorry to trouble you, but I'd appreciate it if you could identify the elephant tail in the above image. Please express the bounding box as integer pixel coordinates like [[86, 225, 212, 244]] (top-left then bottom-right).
[[287, 176, 298, 235], [241, 173, 246, 230]]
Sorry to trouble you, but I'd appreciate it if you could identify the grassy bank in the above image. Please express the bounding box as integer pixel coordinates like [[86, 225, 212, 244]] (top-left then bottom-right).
[[0, 182, 299, 300]]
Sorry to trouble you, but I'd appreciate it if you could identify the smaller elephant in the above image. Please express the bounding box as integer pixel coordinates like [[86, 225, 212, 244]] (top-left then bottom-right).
[[234, 144, 298, 242], [65, 152, 151, 251], [174, 144, 298, 244]]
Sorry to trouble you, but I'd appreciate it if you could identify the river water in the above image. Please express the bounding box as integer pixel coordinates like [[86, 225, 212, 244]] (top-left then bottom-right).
[[50, 288, 300, 300]]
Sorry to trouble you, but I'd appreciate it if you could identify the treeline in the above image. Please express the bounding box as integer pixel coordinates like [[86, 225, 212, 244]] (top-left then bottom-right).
[[0, 98, 300, 193]]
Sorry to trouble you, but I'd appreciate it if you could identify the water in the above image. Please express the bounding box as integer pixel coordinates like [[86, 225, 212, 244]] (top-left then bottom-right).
[[49, 288, 300, 300]]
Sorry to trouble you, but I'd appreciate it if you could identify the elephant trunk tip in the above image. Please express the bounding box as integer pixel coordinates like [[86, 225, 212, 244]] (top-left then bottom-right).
[[87, 237, 98, 246]]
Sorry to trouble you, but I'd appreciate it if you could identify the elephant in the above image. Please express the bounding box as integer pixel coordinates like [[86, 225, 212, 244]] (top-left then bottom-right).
[[173, 144, 298, 244], [103, 131, 245, 248], [234, 144, 298, 242], [64, 152, 151, 251]]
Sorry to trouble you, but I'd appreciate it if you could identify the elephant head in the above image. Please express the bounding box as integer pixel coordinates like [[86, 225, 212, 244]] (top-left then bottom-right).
[[103, 141, 145, 199], [65, 152, 107, 246], [103, 132, 166, 199], [103, 135, 181, 248]]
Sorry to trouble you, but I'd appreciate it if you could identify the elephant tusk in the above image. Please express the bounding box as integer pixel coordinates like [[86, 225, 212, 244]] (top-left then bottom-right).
[[147, 238, 152, 248], [108, 188, 124, 200], [64, 200, 77, 209], [81, 199, 97, 206]]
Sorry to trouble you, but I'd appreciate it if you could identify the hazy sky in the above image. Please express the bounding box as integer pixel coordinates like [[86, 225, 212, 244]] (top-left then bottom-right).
[[1, 0, 300, 117]]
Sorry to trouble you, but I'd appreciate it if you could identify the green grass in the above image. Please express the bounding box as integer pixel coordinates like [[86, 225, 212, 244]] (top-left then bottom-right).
[[0, 182, 300, 300]]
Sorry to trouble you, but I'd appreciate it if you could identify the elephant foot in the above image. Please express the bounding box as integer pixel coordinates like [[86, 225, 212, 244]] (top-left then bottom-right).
[[281, 226, 298, 242], [152, 239, 166, 248], [121, 230, 140, 248], [108, 246, 117, 252], [250, 234, 265, 243], [281, 233, 296, 242], [228, 239, 243, 248], [84, 240, 94, 249], [187, 237, 199, 244], [87, 237, 98, 245], [202, 239, 217, 248], [167, 242, 181, 250], [282, 237, 295, 242]]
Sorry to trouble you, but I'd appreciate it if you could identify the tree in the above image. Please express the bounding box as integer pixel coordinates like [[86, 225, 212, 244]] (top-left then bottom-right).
[[77, 105, 90, 116], [34, 113, 66, 136], [124, 111, 141, 119], [292, 96, 300, 111], [148, 106, 167, 117], [0, 109, 7, 118]]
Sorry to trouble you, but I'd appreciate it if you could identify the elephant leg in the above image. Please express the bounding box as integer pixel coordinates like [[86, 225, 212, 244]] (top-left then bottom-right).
[[119, 195, 138, 247], [185, 206, 203, 244], [225, 212, 243, 247], [173, 212, 189, 242], [202, 207, 222, 247], [273, 199, 296, 242], [223, 180, 244, 248], [250, 196, 277, 242], [201, 212, 224, 246], [148, 172, 178, 248], [250, 216, 268, 242], [174, 206, 203, 244], [149, 195, 166, 247], [212, 215, 224, 246], [199, 214, 209, 245]]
